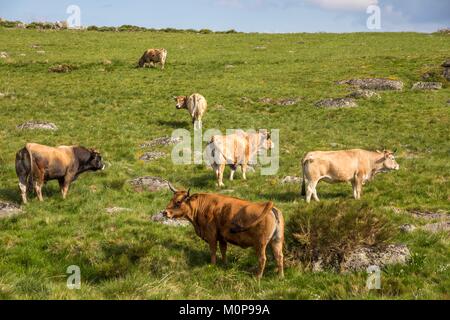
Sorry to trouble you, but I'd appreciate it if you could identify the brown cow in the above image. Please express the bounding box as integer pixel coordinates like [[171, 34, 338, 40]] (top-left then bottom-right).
[[15, 143, 105, 203], [205, 130, 274, 187], [137, 48, 167, 69], [163, 184, 284, 279], [301, 149, 399, 203]]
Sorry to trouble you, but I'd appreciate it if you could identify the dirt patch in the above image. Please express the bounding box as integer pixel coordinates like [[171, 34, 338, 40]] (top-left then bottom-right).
[[140, 136, 181, 148], [48, 64, 77, 73], [0, 202, 22, 219], [139, 152, 166, 162], [315, 98, 357, 109], [346, 89, 381, 99], [151, 211, 190, 227], [16, 121, 58, 131], [128, 176, 170, 192], [338, 78, 404, 91], [412, 82, 442, 90]]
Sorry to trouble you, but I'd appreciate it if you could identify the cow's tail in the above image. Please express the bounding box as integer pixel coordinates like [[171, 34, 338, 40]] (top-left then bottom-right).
[[301, 155, 312, 196], [15, 146, 33, 186], [230, 201, 274, 233]]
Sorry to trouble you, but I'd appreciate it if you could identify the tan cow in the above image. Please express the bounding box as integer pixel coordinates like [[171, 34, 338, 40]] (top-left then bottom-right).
[[174, 93, 207, 130], [205, 130, 273, 187], [15, 143, 104, 203], [163, 184, 284, 279], [301, 149, 399, 203], [138, 48, 167, 69]]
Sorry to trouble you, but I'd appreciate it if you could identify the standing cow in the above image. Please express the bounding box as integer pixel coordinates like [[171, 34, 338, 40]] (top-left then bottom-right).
[[138, 48, 167, 69], [163, 183, 284, 279], [301, 149, 399, 203], [206, 130, 273, 187], [174, 93, 207, 130], [15, 143, 105, 203]]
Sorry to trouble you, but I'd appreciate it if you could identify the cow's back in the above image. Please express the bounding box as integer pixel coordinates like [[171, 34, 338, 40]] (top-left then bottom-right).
[[26, 143, 74, 172]]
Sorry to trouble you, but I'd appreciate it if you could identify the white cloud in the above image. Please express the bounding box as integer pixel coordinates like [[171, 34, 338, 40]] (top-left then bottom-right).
[[307, 0, 378, 11]]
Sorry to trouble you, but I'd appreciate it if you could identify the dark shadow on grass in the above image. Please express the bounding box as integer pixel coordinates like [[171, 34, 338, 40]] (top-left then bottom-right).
[[260, 191, 299, 202], [0, 187, 21, 203], [157, 119, 190, 129], [160, 239, 211, 267], [182, 172, 215, 189]]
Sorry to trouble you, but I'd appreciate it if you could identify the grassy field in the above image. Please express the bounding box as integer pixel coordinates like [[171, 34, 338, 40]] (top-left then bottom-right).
[[0, 28, 449, 299]]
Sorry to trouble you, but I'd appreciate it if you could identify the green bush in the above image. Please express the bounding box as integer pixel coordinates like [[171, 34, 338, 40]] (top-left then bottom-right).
[[286, 201, 396, 270]]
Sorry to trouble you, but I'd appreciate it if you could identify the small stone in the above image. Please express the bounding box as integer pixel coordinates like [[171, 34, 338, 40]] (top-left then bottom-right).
[[225, 64, 234, 69], [16, 121, 58, 131], [346, 89, 381, 99], [281, 176, 301, 184], [0, 52, 8, 58], [400, 224, 417, 233], [412, 82, 442, 90], [151, 211, 190, 227], [442, 60, 450, 68], [0, 202, 22, 219], [128, 176, 170, 192], [315, 98, 357, 109], [139, 151, 166, 162]]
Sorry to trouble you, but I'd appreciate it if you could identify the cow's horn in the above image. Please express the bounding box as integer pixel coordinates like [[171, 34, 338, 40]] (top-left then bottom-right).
[[186, 188, 190, 197], [167, 182, 177, 193]]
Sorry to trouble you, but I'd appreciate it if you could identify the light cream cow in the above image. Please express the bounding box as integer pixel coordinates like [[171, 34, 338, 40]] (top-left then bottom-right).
[[301, 149, 399, 203], [175, 93, 207, 130]]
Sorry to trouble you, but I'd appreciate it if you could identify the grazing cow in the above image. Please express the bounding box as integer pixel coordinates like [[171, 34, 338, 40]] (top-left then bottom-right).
[[206, 130, 273, 187], [163, 183, 284, 279], [301, 149, 399, 203], [15, 143, 105, 203], [174, 93, 207, 130], [138, 48, 167, 69]]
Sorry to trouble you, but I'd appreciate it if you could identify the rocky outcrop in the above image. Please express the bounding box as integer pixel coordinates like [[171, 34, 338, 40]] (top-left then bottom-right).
[[315, 98, 357, 109], [16, 121, 58, 131], [442, 60, 450, 81], [140, 136, 181, 148], [48, 64, 77, 73], [346, 89, 381, 99], [151, 211, 190, 227], [0, 202, 22, 218], [139, 152, 166, 162], [338, 78, 404, 91], [128, 176, 170, 192], [412, 82, 442, 90]]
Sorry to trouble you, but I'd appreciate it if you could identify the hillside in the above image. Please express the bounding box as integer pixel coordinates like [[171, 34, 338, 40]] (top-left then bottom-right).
[[0, 28, 449, 299]]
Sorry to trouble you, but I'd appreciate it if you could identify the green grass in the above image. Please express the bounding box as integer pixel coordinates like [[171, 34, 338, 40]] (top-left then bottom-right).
[[0, 28, 449, 299]]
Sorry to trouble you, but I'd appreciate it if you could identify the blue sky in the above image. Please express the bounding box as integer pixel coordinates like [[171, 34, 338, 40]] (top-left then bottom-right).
[[0, 0, 449, 33]]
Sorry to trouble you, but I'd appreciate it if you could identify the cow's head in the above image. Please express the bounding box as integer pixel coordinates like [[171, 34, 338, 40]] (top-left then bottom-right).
[[174, 96, 187, 109], [163, 183, 191, 219], [377, 149, 400, 171], [88, 149, 105, 171]]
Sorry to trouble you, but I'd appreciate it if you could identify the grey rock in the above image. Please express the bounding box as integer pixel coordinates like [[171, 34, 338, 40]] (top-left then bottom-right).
[[443, 68, 450, 81], [346, 89, 381, 100], [17, 121, 58, 131], [0, 201, 21, 218], [315, 98, 357, 109], [341, 244, 411, 272], [140, 136, 181, 148], [0, 52, 8, 58], [260, 97, 302, 106], [151, 211, 190, 227], [128, 176, 170, 192], [407, 209, 449, 220], [338, 78, 404, 91], [442, 60, 450, 68], [400, 224, 417, 233], [412, 82, 442, 90], [421, 221, 450, 234], [139, 151, 166, 162], [281, 176, 302, 184]]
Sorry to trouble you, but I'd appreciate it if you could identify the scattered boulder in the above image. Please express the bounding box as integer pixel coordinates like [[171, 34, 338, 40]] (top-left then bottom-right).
[[407, 209, 448, 220], [151, 211, 190, 227], [128, 176, 170, 192], [140, 136, 181, 148], [48, 64, 76, 73], [0, 202, 22, 219], [139, 151, 166, 162], [16, 121, 58, 131], [421, 221, 450, 234], [281, 176, 302, 184], [260, 97, 302, 106], [105, 207, 131, 214], [399, 224, 417, 233], [0, 52, 8, 58], [442, 60, 450, 81], [338, 78, 404, 91], [315, 98, 357, 109], [346, 89, 381, 100], [412, 82, 442, 90], [340, 244, 411, 272]]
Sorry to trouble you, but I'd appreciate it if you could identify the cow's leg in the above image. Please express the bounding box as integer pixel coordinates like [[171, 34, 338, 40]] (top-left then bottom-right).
[[255, 243, 268, 279], [59, 178, 70, 200], [229, 165, 236, 181], [270, 239, 284, 279], [355, 179, 363, 200], [218, 163, 225, 187], [241, 163, 248, 180], [209, 240, 218, 265], [34, 180, 43, 202], [18, 175, 28, 204], [219, 240, 228, 264], [306, 180, 318, 203]]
